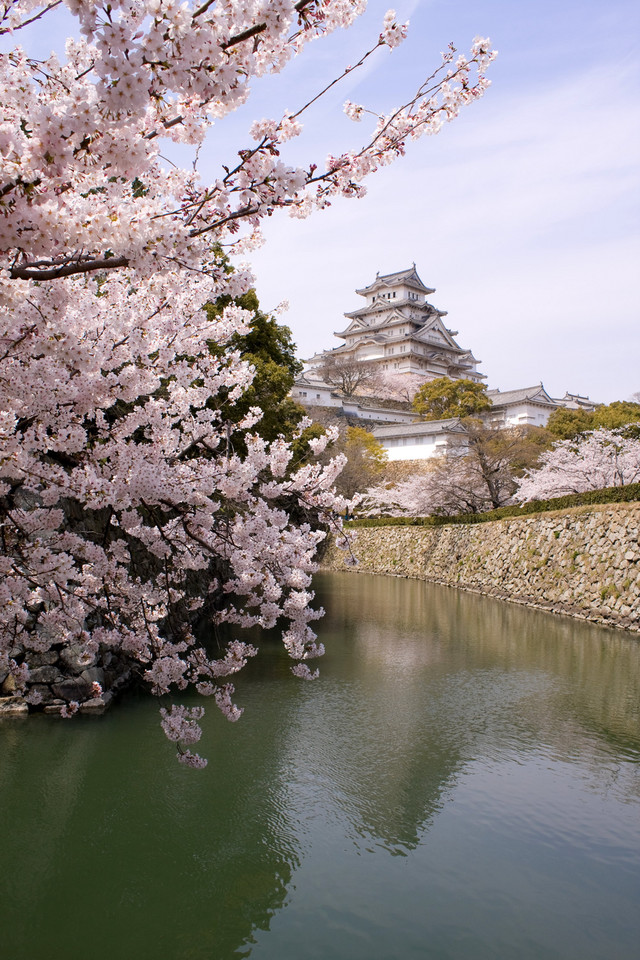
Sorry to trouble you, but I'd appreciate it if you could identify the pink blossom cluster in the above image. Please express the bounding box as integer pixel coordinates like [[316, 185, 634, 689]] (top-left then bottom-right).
[[0, 2, 494, 282], [160, 704, 205, 744], [515, 429, 640, 501], [364, 455, 496, 518], [0, 1, 494, 763]]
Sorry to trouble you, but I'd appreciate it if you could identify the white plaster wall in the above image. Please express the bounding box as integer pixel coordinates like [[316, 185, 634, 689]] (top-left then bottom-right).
[[502, 403, 552, 427], [382, 437, 447, 461]]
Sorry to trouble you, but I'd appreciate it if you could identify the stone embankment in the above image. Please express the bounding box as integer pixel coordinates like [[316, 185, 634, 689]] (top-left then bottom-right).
[[323, 503, 640, 633], [0, 644, 133, 718]]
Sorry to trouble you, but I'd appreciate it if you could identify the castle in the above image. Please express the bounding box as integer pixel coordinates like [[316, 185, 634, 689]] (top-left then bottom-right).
[[293, 265, 595, 460], [305, 264, 483, 382]]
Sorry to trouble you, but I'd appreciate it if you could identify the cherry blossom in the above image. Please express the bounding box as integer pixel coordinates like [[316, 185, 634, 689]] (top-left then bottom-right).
[[364, 456, 496, 517], [0, 0, 495, 763], [515, 429, 640, 501]]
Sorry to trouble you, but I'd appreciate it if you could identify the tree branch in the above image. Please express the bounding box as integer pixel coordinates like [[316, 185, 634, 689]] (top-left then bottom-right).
[[0, 1, 62, 35], [9, 255, 129, 281]]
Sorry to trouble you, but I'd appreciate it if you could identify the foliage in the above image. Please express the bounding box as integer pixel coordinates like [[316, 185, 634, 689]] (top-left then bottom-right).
[[347, 482, 640, 527], [365, 423, 549, 517], [547, 400, 640, 440], [546, 407, 595, 440], [376, 373, 425, 404], [592, 401, 640, 433], [318, 355, 381, 398], [0, 0, 495, 763], [330, 427, 388, 501], [515, 429, 640, 501], [412, 377, 491, 420], [206, 288, 305, 445]]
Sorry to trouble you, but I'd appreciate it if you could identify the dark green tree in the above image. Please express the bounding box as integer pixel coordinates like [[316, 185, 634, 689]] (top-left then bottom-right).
[[546, 406, 594, 439], [592, 400, 640, 431], [206, 289, 305, 444]]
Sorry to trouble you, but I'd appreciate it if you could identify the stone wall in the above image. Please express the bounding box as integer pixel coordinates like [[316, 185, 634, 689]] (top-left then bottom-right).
[[0, 643, 133, 717], [322, 503, 640, 633]]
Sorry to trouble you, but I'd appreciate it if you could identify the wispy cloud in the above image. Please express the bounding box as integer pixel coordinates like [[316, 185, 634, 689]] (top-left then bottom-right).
[[246, 41, 640, 403]]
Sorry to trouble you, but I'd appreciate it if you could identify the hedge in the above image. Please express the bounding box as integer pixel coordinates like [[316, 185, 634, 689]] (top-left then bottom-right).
[[346, 483, 640, 529]]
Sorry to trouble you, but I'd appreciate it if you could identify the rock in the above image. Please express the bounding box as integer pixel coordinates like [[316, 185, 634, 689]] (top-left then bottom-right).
[[79, 666, 105, 687], [43, 701, 65, 715], [29, 665, 65, 684], [1, 673, 18, 695], [0, 696, 29, 717], [30, 684, 56, 705], [51, 676, 93, 701], [59, 643, 98, 674], [25, 651, 60, 668], [79, 697, 107, 714]]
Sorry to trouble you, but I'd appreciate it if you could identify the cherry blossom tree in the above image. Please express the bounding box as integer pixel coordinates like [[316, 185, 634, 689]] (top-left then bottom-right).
[[363, 456, 488, 517], [365, 423, 548, 516], [376, 372, 425, 404], [318, 354, 382, 397], [515, 429, 640, 502], [0, 0, 495, 764]]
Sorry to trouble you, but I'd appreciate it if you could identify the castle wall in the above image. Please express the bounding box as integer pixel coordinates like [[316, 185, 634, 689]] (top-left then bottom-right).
[[322, 503, 640, 633]]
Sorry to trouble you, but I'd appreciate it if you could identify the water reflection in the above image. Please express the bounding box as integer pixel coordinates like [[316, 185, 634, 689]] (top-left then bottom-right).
[[0, 572, 639, 960], [287, 574, 640, 852], [316, 573, 640, 751], [0, 685, 300, 960]]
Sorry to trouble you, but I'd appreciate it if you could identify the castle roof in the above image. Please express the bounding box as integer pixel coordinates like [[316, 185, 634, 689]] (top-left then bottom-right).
[[342, 298, 446, 323], [487, 385, 557, 408], [337, 305, 448, 340], [373, 418, 467, 439], [355, 264, 435, 297]]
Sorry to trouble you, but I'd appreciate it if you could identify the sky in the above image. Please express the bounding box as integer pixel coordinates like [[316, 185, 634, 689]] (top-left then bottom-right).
[[10, 0, 640, 403], [215, 0, 640, 404]]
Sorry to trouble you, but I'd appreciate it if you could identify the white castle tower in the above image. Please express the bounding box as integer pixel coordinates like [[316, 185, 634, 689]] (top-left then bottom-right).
[[306, 265, 484, 383]]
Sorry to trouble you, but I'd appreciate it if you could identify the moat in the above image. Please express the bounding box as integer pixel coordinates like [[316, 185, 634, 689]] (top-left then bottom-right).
[[2, 572, 639, 960]]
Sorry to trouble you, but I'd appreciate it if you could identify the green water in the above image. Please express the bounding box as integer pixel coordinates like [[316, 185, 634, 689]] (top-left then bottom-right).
[[1, 572, 639, 960]]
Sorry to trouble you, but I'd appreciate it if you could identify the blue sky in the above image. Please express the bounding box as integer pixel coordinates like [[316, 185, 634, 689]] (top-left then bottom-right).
[[9, 1, 640, 402], [223, 0, 640, 403]]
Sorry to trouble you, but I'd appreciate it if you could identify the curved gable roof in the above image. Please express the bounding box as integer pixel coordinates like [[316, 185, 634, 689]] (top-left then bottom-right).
[[355, 264, 435, 298]]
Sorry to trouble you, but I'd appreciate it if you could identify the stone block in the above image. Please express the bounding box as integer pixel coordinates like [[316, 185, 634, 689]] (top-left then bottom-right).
[[0, 697, 29, 717], [30, 684, 56, 705], [29, 664, 65, 684], [43, 701, 65, 715], [79, 697, 107, 714], [60, 643, 98, 674], [79, 666, 105, 686], [51, 676, 93, 701], [25, 650, 60, 668], [1, 673, 18, 695]]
